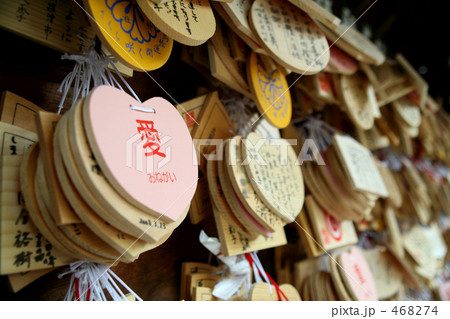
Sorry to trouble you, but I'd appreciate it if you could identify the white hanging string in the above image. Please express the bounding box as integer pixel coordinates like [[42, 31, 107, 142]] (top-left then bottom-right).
[[222, 96, 257, 137], [294, 117, 339, 151], [249, 251, 273, 295], [199, 231, 252, 300], [58, 261, 142, 301], [57, 38, 141, 114]]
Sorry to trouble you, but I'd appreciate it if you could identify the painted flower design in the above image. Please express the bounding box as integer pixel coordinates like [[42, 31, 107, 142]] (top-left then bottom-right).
[[106, 0, 159, 43], [257, 61, 286, 114]]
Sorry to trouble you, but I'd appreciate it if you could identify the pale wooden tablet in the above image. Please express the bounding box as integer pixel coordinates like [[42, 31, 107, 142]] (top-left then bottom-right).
[[294, 209, 322, 258], [54, 116, 164, 263], [0, 154, 74, 275], [336, 247, 378, 301], [333, 135, 388, 198], [180, 262, 219, 300], [305, 196, 358, 251], [0, 121, 37, 156], [249, 0, 329, 74], [66, 98, 186, 243], [242, 132, 304, 222], [206, 155, 251, 236], [288, 0, 341, 30], [338, 73, 375, 130], [247, 52, 292, 129], [0, 0, 95, 55], [207, 42, 254, 99], [248, 282, 302, 301], [83, 0, 173, 71], [0, 91, 43, 133], [35, 111, 80, 225], [219, 145, 270, 237], [392, 96, 422, 128], [211, 200, 287, 257], [316, 21, 385, 66], [137, 0, 216, 46], [377, 165, 402, 208], [210, 17, 249, 91], [328, 254, 352, 301], [362, 248, 402, 300], [225, 136, 284, 233], [19, 144, 80, 262], [7, 268, 54, 293], [216, 0, 267, 54], [34, 157, 119, 263]]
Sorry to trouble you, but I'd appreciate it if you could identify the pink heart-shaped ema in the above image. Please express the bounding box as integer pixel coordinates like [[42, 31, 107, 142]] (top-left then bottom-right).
[[84, 86, 198, 222], [339, 246, 378, 301]]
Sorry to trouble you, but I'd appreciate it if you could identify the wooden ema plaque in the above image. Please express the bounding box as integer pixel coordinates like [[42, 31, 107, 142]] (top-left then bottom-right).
[[215, 0, 267, 54], [316, 21, 385, 66], [333, 134, 388, 198], [137, 0, 216, 46], [242, 132, 304, 222], [288, 0, 341, 30], [0, 91, 43, 134], [0, 154, 73, 275], [249, 0, 329, 75], [248, 282, 302, 301], [84, 0, 173, 71], [211, 202, 287, 257], [83, 86, 197, 222], [305, 195, 358, 251], [35, 111, 81, 225], [65, 99, 186, 242], [0, 0, 95, 55], [247, 52, 292, 129], [336, 246, 378, 301], [190, 92, 235, 224]]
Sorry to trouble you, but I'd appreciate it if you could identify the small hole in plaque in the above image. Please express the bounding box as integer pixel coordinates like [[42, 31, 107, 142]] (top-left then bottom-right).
[[129, 105, 156, 113]]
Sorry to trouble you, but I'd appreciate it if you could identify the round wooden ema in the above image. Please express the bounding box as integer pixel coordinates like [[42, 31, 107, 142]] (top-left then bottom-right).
[[20, 143, 76, 259], [392, 97, 422, 128], [361, 248, 402, 300], [83, 0, 173, 71], [249, 0, 329, 75], [325, 43, 358, 75], [136, 0, 216, 46], [83, 86, 197, 223], [247, 52, 292, 129], [320, 272, 338, 301], [66, 97, 188, 243], [316, 21, 385, 66], [35, 154, 125, 262], [336, 246, 378, 301], [225, 136, 284, 233], [59, 102, 138, 236], [339, 73, 375, 130], [328, 253, 353, 301], [34, 156, 116, 264], [242, 132, 304, 222], [217, 140, 270, 238], [206, 154, 251, 236], [248, 282, 301, 301], [54, 116, 166, 262]]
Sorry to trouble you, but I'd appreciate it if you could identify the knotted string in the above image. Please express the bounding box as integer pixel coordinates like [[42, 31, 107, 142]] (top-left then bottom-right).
[[58, 261, 142, 301], [293, 117, 340, 152], [199, 231, 252, 300], [245, 252, 289, 301], [222, 96, 258, 137], [57, 38, 141, 114]]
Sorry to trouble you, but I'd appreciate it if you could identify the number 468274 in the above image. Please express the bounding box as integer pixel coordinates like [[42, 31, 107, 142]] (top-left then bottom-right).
[[391, 306, 438, 316]]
